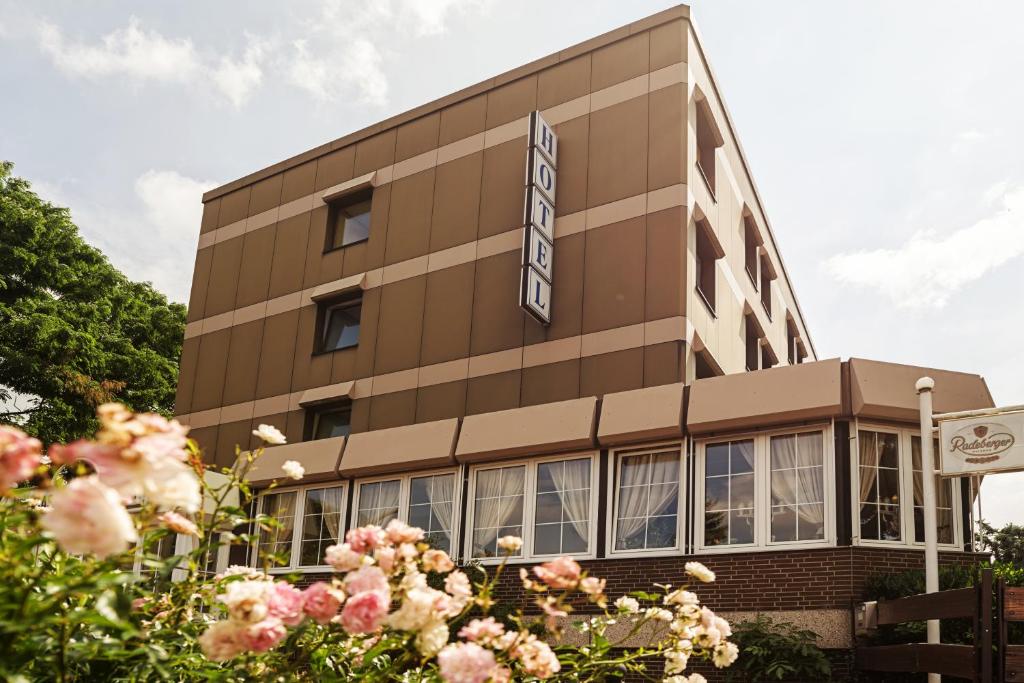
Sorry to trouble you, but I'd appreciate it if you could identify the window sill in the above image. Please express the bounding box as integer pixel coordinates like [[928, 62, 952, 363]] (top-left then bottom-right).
[[323, 237, 369, 255], [312, 342, 359, 357], [695, 287, 716, 318], [696, 540, 835, 555], [469, 552, 597, 567], [695, 162, 716, 203], [267, 566, 337, 575], [607, 547, 685, 560]]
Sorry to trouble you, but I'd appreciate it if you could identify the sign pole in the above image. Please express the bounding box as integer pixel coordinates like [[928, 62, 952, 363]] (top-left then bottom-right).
[[916, 376, 940, 683]]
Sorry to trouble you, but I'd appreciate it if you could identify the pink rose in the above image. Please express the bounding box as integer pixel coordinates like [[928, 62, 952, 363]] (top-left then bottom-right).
[[340, 590, 389, 634], [422, 549, 454, 573], [324, 543, 364, 571], [445, 571, 472, 601], [346, 525, 386, 553], [0, 425, 42, 491], [302, 582, 343, 624], [238, 618, 287, 652], [267, 582, 305, 627], [198, 621, 244, 662], [41, 475, 137, 558], [375, 546, 397, 572], [458, 617, 505, 644], [158, 511, 198, 536], [344, 565, 389, 596], [385, 519, 425, 544], [437, 642, 498, 683], [532, 556, 581, 590]]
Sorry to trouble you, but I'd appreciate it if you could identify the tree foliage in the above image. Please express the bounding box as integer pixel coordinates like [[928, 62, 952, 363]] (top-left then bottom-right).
[[978, 520, 1024, 566], [0, 161, 186, 444]]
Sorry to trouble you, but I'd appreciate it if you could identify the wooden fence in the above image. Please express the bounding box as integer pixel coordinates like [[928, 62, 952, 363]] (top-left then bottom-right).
[[1000, 580, 1024, 681]]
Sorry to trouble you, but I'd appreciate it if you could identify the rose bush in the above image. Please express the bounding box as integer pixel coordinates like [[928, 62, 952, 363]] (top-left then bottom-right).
[[0, 406, 737, 681]]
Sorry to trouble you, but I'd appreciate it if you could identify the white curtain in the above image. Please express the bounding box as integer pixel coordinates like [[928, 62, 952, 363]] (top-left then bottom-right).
[[473, 466, 525, 555], [796, 436, 825, 529], [428, 475, 455, 544], [549, 459, 591, 544], [320, 487, 344, 543], [859, 431, 879, 504], [616, 452, 679, 549], [359, 480, 400, 527], [262, 491, 295, 564]]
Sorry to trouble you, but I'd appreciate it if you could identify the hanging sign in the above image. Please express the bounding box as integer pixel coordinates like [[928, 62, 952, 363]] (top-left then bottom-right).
[[938, 409, 1024, 476], [520, 111, 557, 325]]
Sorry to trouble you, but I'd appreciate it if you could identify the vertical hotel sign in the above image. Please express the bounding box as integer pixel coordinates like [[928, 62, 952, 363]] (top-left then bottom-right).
[[520, 111, 557, 325]]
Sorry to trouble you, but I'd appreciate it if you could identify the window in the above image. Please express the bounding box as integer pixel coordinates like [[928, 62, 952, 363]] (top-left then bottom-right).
[[857, 430, 903, 542], [312, 404, 352, 440], [255, 484, 346, 570], [760, 344, 776, 370], [353, 471, 459, 554], [319, 298, 361, 352], [786, 317, 799, 365], [911, 436, 954, 545], [744, 215, 760, 286], [694, 348, 722, 380], [698, 429, 832, 552], [745, 315, 761, 372], [468, 455, 598, 562], [326, 190, 372, 251], [611, 446, 683, 554], [759, 254, 772, 318], [695, 219, 719, 314], [695, 96, 721, 198]]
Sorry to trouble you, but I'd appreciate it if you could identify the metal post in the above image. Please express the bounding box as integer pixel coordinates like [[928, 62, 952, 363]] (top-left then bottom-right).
[[917, 376, 941, 683]]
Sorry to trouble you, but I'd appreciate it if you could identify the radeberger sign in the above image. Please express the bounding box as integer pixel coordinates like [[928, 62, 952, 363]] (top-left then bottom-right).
[[519, 111, 557, 325], [938, 410, 1024, 476]]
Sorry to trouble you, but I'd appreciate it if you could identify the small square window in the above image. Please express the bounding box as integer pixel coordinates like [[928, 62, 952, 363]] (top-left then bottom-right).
[[312, 405, 351, 440], [320, 299, 361, 352], [326, 191, 372, 251]]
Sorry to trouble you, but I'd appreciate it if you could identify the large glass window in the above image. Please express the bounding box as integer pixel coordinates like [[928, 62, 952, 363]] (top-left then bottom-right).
[[613, 448, 681, 552], [299, 487, 346, 567], [256, 485, 346, 570], [257, 490, 298, 568], [471, 465, 526, 559], [704, 440, 755, 546], [408, 473, 456, 554], [534, 458, 591, 556], [356, 479, 401, 528], [911, 436, 954, 545], [327, 191, 372, 250], [858, 430, 902, 542], [770, 432, 825, 543]]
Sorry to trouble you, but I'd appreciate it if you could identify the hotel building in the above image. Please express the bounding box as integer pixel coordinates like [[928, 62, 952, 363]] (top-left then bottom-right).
[[173, 5, 994, 671]]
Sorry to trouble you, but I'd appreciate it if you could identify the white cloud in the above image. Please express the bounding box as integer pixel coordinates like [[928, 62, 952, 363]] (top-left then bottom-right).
[[825, 184, 1024, 308], [209, 36, 269, 108], [134, 170, 216, 241]]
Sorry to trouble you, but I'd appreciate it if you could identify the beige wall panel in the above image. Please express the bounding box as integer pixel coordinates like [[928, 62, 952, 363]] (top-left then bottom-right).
[[217, 187, 251, 228], [314, 147, 356, 192], [174, 336, 200, 415], [234, 225, 277, 308], [267, 212, 311, 300], [222, 319, 266, 406], [205, 238, 245, 317], [439, 94, 487, 146], [281, 160, 318, 204], [587, 96, 649, 207], [374, 276, 427, 375], [352, 286, 381, 380], [248, 174, 283, 216], [553, 115, 589, 217], [648, 83, 685, 191], [430, 152, 483, 252], [190, 328, 231, 412], [200, 198, 220, 234], [469, 251, 525, 356], [255, 309, 300, 399], [644, 341, 684, 387], [479, 139, 527, 239], [524, 232, 585, 345], [582, 217, 646, 334], [189, 425, 219, 464], [650, 20, 685, 70], [580, 348, 643, 398], [284, 410, 306, 443], [420, 262, 475, 366], [416, 381, 468, 423], [466, 370, 521, 415], [456, 396, 596, 462], [384, 169, 436, 265], [591, 32, 649, 91], [521, 359, 581, 406], [350, 397, 370, 433], [328, 344, 359, 384], [598, 381, 684, 445], [353, 130, 397, 177], [342, 183, 391, 277], [395, 112, 440, 161], [290, 305, 333, 392], [340, 418, 457, 477], [368, 389, 417, 430], [186, 247, 214, 322], [214, 419, 251, 468], [538, 54, 592, 109], [645, 206, 686, 320], [485, 75, 537, 129]]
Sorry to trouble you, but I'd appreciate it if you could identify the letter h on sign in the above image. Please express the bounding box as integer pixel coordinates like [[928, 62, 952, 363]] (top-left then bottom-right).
[[520, 111, 557, 325]]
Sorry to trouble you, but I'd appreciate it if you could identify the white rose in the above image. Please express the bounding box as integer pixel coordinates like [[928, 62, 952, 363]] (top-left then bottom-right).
[[143, 458, 202, 512], [614, 596, 640, 614], [684, 561, 715, 583], [496, 535, 523, 552], [415, 619, 449, 657], [43, 476, 138, 558], [712, 641, 739, 669], [252, 424, 287, 445], [281, 460, 304, 480]]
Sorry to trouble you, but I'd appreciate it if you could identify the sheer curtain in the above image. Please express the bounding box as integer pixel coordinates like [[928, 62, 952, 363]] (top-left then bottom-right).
[[615, 455, 651, 546], [320, 487, 344, 544], [797, 436, 825, 530], [359, 481, 400, 527], [473, 467, 525, 555], [428, 475, 455, 546], [549, 460, 591, 543], [262, 492, 295, 564], [859, 431, 878, 504]]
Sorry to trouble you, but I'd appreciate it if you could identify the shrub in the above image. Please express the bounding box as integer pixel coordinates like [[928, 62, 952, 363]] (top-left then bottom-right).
[[724, 614, 831, 682]]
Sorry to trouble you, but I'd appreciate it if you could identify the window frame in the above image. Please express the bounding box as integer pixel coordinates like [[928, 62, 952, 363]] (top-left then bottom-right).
[[605, 441, 686, 560], [315, 296, 362, 354], [465, 453, 599, 565], [252, 482, 349, 574], [743, 215, 760, 289], [695, 424, 836, 554], [351, 467, 462, 558], [309, 402, 353, 441], [324, 189, 372, 253], [695, 219, 720, 317], [851, 423, 963, 551]]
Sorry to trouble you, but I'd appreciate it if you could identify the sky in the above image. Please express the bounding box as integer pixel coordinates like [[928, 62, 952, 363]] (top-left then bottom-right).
[[1, 0, 1022, 526]]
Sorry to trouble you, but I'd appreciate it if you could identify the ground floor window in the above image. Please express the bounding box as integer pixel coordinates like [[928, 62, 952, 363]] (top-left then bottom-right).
[[353, 470, 459, 554], [610, 445, 684, 555], [255, 484, 346, 570]]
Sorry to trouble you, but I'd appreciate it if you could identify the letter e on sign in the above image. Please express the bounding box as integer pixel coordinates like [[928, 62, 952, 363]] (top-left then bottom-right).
[[526, 228, 553, 282]]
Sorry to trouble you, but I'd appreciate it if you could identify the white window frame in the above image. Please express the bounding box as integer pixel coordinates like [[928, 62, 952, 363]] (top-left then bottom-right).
[[253, 482, 348, 574], [351, 467, 462, 558], [465, 452, 599, 565], [605, 441, 686, 559], [695, 424, 836, 554], [851, 422, 963, 550]]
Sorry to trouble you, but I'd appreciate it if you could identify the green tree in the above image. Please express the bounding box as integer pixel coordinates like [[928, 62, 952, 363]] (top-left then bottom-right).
[[978, 520, 1024, 566], [0, 161, 186, 445]]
